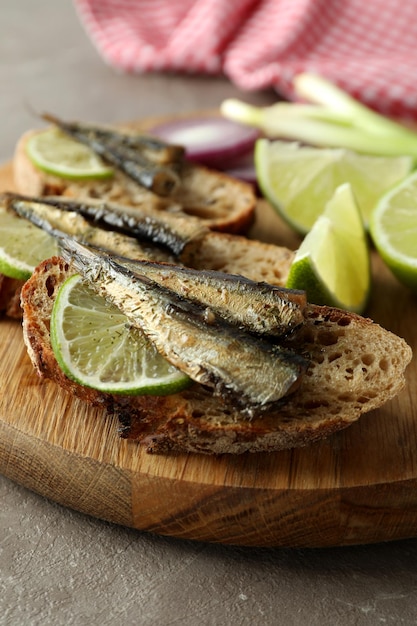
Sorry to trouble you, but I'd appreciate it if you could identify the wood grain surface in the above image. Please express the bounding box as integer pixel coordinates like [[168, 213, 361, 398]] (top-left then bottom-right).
[[1, 155, 417, 548]]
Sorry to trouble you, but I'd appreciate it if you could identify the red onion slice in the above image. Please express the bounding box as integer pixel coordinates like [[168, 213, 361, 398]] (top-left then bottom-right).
[[149, 116, 259, 168]]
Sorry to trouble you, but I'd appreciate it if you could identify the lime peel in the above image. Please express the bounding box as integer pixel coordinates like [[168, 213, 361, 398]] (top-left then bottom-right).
[[0, 206, 59, 280], [50, 274, 191, 396], [26, 128, 114, 181], [370, 170, 417, 291], [286, 183, 371, 314]]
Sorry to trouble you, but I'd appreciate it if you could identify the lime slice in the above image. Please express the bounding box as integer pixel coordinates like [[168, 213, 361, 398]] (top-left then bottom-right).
[[26, 127, 114, 180], [0, 206, 59, 280], [286, 183, 370, 313], [255, 139, 412, 234], [370, 170, 417, 291], [50, 273, 191, 395]]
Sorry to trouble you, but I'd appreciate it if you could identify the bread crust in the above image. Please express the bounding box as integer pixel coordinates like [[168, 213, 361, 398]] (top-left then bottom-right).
[[20, 257, 412, 455]]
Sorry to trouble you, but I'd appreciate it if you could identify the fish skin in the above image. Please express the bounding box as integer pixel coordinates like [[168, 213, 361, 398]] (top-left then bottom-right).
[[42, 114, 184, 195], [3, 195, 174, 263], [5, 193, 208, 258], [4, 191, 306, 337], [104, 254, 306, 338], [58, 238, 309, 414]]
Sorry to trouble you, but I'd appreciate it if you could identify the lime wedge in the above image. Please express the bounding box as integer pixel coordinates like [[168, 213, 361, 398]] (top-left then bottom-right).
[[370, 170, 417, 291], [0, 205, 59, 280], [286, 183, 370, 313], [50, 273, 191, 395], [255, 139, 412, 234], [26, 128, 114, 180]]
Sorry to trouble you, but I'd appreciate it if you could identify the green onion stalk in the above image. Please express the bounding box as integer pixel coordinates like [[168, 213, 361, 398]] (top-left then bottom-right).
[[221, 74, 417, 159]]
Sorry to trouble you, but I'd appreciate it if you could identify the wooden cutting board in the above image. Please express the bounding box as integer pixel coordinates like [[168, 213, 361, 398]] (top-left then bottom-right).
[[1, 155, 417, 549]]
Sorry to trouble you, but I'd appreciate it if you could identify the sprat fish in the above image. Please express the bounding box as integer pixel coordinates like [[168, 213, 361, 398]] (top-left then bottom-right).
[[42, 113, 185, 196], [58, 237, 309, 414], [5, 192, 306, 338], [5, 193, 207, 259], [107, 254, 306, 338]]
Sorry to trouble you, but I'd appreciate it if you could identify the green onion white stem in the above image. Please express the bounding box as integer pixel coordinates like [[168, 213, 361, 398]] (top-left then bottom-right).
[[221, 73, 417, 159], [293, 73, 413, 138]]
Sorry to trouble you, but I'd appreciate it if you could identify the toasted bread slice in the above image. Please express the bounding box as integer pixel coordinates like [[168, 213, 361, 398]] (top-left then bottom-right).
[[13, 129, 256, 234], [21, 250, 412, 455]]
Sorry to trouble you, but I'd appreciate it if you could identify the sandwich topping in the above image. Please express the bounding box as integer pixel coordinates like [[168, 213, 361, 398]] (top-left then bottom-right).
[[7, 194, 209, 259], [95, 255, 307, 339], [4, 190, 310, 416], [42, 113, 185, 196], [57, 237, 309, 415]]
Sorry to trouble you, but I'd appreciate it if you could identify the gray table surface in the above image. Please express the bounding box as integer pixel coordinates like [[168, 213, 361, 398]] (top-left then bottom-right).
[[1, 2, 417, 625]]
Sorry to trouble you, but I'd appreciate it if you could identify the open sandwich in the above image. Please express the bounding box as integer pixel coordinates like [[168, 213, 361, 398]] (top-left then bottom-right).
[[0, 116, 412, 454]]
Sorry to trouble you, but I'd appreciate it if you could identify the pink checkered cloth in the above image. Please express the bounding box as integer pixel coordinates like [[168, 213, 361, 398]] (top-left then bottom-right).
[[74, 0, 417, 120]]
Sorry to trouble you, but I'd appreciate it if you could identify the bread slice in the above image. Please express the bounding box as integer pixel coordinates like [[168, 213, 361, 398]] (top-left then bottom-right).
[[13, 129, 257, 234], [21, 246, 412, 455]]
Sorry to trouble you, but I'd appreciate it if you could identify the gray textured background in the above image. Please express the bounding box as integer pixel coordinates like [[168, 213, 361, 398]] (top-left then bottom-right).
[[1, 2, 417, 624]]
